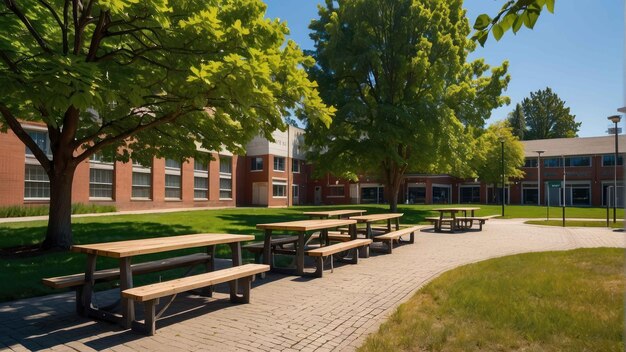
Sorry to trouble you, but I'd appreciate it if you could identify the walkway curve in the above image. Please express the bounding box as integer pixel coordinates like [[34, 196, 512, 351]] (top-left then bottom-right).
[[0, 219, 624, 352]]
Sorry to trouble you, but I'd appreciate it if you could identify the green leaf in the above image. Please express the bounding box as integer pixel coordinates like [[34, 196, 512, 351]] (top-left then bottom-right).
[[492, 23, 504, 41], [474, 14, 492, 30], [546, 0, 555, 13], [512, 15, 523, 33], [523, 9, 540, 29]]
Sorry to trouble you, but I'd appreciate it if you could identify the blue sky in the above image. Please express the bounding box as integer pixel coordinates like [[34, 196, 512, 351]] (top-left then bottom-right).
[[263, 0, 624, 137]]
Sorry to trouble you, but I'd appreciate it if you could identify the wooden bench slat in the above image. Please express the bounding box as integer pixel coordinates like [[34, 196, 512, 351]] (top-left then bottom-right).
[[122, 264, 269, 302], [306, 239, 372, 257], [373, 225, 422, 240], [242, 236, 299, 251], [42, 253, 211, 289]]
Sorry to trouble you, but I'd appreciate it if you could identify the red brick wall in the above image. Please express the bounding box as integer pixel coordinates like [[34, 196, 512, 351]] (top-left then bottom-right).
[[0, 128, 26, 206]]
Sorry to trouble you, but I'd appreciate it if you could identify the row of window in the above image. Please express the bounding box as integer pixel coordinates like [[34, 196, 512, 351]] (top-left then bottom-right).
[[24, 156, 233, 201], [524, 155, 623, 168], [251, 156, 301, 173]]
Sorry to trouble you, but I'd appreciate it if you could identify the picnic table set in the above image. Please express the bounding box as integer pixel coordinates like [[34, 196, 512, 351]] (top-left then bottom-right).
[[41, 207, 493, 335]]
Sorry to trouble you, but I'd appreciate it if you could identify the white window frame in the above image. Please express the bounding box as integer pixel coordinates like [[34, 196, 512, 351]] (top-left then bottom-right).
[[251, 157, 263, 172], [193, 159, 209, 200], [164, 159, 182, 200], [292, 184, 299, 198], [292, 159, 301, 173], [273, 156, 285, 172], [272, 179, 287, 198], [219, 156, 233, 200], [131, 162, 152, 200], [89, 155, 114, 200], [24, 164, 50, 200]]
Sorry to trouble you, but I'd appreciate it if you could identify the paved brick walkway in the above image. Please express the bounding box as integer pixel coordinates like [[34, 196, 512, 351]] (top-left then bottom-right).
[[1, 220, 624, 351]]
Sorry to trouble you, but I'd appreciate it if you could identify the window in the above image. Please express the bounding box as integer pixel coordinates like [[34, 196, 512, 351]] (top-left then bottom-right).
[[328, 185, 345, 197], [132, 162, 152, 199], [292, 184, 299, 198], [564, 156, 591, 167], [524, 158, 538, 168], [165, 159, 181, 200], [273, 179, 287, 197], [602, 154, 623, 166], [194, 159, 208, 200], [543, 158, 562, 168], [459, 186, 480, 203], [273, 156, 285, 171], [251, 157, 263, 171], [25, 130, 49, 156], [89, 153, 114, 199], [24, 164, 50, 199], [219, 156, 232, 199], [219, 156, 232, 174], [292, 159, 301, 173], [219, 177, 232, 199]]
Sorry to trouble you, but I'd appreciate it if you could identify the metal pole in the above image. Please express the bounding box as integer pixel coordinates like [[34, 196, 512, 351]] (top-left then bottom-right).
[[501, 140, 505, 217], [613, 120, 618, 223], [607, 186, 611, 227], [562, 155, 565, 227]]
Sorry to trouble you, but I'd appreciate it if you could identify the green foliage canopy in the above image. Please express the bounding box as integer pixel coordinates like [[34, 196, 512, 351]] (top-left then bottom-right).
[[519, 87, 580, 140], [304, 0, 510, 210], [0, 0, 333, 165], [472, 120, 525, 190]]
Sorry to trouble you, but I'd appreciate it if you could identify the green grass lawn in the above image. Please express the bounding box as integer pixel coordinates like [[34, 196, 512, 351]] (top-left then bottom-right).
[[0, 204, 620, 302], [526, 220, 624, 228], [359, 248, 625, 352]]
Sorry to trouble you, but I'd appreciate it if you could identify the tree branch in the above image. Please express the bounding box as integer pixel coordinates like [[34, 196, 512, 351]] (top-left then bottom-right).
[[0, 103, 51, 172], [4, 0, 53, 53], [0, 49, 19, 73], [74, 110, 185, 164]]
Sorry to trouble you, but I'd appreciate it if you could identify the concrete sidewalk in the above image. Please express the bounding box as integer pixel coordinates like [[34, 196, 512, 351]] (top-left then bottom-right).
[[0, 219, 624, 351]]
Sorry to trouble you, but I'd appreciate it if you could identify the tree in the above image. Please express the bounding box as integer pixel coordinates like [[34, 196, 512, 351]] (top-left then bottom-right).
[[507, 103, 526, 140], [0, 0, 333, 250], [472, 121, 525, 203], [472, 0, 556, 46], [521, 87, 580, 140], [305, 0, 510, 212]]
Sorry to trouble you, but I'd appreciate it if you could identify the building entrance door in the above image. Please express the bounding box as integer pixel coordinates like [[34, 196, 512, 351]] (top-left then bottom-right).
[[252, 182, 268, 206], [314, 186, 322, 205]]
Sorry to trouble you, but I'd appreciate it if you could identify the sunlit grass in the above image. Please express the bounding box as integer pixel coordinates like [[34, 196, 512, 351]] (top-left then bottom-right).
[[359, 248, 625, 352]]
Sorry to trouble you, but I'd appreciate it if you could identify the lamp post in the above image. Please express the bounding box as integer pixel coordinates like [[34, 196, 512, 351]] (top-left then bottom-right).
[[500, 138, 505, 216], [608, 115, 621, 223], [534, 150, 545, 206]]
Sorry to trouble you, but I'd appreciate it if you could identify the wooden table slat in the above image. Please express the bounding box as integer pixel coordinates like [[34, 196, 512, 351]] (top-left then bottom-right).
[[71, 233, 254, 258], [256, 219, 356, 232], [302, 209, 367, 217], [349, 213, 404, 222]]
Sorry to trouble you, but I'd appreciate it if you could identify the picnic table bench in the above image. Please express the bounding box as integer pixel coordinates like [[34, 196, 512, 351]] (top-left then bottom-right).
[[372, 225, 422, 254], [43, 233, 258, 333], [305, 239, 372, 277]]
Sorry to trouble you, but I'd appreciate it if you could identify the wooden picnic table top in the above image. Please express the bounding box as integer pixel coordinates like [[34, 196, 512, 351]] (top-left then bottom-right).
[[302, 209, 367, 217], [71, 233, 255, 258], [432, 207, 480, 212], [256, 219, 357, 232], [349, 213, 404, 222]]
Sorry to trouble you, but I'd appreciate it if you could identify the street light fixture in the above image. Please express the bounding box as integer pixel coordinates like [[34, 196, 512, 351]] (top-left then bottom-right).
[[500, 138, 505, 217], [607, 114, 621, 223], [534, 150, 545, 206]]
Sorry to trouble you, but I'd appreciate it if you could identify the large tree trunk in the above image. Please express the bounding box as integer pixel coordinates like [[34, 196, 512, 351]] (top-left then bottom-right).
[[41, 159, 77, 250], [386, 167, 404, 213]]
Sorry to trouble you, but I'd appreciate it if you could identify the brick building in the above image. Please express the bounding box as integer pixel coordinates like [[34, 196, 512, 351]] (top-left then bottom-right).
[[0, 122, 623, 210]]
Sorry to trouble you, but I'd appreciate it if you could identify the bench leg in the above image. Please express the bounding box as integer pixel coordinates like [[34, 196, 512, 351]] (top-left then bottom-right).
[[358, 244, 370, 258], [313, 257, 324, 278], [385, 239, 393, 254], [130, 300, 156, 336], [230, 277, 252, 303], [199, 245, 216, 297]]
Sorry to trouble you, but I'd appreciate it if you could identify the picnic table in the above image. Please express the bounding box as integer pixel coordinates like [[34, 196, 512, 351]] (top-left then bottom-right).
[[429, 207, 483, 231], [349, 213, 404, 239], [256, 219, 357, 276], [70, 233, 254, 329], [302, 209, 367, 219]]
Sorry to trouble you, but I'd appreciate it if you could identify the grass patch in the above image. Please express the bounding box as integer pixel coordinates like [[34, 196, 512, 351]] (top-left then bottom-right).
[[0, 203, 116, 218], [359, 248, 625, 352], [526, 220, 624, 228]]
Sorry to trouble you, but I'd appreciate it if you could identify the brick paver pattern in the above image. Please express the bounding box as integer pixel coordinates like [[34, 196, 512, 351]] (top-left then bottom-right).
[[1, 219, 624, 351]]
